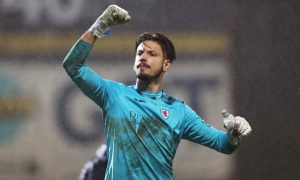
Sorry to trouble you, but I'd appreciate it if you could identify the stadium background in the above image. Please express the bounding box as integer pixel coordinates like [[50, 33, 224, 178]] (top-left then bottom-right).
[[0, 0, 299, 179]]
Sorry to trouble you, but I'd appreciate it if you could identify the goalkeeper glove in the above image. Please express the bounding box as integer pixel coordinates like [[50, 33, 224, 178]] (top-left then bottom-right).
[[222, 110, 252, 145], [88, 4, 131, 38]]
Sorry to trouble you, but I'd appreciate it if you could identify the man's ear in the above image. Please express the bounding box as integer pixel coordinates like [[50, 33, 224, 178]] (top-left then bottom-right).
[[163, 59, 172, 72]]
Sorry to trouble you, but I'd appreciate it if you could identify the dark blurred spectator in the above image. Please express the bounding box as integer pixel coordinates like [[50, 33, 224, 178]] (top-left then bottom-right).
[[78, 144, 107, 180]]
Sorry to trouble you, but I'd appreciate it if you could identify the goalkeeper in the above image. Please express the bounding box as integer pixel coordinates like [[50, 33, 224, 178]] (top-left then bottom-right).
[[63, 5, 252, 180]]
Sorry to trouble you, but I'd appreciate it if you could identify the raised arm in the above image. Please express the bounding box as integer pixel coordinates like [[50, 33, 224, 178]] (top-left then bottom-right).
[[63, 4, 131, 71], [62, 5, 131, 107]]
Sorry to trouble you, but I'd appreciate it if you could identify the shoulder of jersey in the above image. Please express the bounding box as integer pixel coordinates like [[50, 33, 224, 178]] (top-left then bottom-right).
[[163, 94, 185, 105]]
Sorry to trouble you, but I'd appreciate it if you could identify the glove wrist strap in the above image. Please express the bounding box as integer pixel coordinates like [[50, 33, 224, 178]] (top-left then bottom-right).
[[228, 133, 242, 146], [88, 20, 111, 38]]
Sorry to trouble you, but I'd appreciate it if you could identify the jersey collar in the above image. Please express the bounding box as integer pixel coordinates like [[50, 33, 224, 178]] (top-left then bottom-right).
[[132, 85, 164, 99]]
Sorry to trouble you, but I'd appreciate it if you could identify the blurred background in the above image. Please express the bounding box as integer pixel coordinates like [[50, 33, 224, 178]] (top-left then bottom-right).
[[0, 0, 299, 179]]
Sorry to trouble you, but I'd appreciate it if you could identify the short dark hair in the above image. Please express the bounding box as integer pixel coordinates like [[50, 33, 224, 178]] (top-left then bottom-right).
[[135, 32, 176, 62]]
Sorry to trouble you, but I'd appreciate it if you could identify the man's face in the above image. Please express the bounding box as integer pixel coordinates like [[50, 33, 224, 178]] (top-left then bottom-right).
[[134, 40, 171, 81]]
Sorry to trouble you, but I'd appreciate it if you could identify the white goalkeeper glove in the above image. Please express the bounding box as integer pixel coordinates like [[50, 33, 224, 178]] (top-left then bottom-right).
[[222, 110, 252, 145], [88, 4, 131, 38]]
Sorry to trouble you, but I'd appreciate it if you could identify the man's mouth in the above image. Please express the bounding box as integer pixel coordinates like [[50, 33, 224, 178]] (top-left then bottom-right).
[[137, 63, 150, 69]]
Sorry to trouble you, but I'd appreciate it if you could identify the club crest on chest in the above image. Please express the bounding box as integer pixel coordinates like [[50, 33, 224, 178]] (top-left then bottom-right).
[[160, 109, 170, 120]]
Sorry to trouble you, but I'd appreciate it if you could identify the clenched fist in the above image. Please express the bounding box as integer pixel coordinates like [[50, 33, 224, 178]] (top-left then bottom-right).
[[222, 110, 252, 145], [88, 5, 131, 38]]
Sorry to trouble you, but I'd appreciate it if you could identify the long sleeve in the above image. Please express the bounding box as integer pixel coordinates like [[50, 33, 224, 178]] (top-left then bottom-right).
[[182, 106, 238, 154], [62, 39, 114, 109], [63, 39, 93, 76]]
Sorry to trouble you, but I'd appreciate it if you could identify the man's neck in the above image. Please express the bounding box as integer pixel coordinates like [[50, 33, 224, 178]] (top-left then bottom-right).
[[135, 79, 162, 92]]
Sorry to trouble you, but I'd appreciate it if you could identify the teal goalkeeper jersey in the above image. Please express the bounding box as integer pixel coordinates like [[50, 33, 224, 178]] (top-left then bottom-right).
[[63, 40, 237, 180]]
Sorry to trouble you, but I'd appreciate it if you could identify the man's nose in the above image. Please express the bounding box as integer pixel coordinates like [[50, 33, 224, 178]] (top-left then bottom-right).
[[139, 53, 147, 62], [139, 57, 146, 62]]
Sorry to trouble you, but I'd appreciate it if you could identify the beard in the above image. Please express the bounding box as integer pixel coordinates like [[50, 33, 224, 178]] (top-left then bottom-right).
[[136, 66, 164, 82]]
